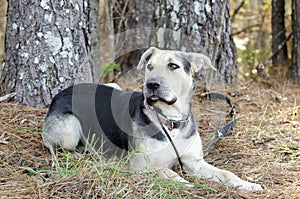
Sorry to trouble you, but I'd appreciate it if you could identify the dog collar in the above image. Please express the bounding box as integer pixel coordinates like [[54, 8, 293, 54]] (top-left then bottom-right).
[[144, 100, 189, 131], [163, 117, 189, 131]]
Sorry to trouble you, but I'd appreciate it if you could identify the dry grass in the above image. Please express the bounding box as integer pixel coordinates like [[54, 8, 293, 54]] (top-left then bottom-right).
[[0, 79, 299, 198]]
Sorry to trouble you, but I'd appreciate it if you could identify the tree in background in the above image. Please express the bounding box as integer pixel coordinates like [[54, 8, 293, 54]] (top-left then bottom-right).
[[153, 0, 237, 83], [292, 0, 300, 83], [105, 0, 154, 78], [271, 0, 288, 67], [0, 0, 237, 107], [0, 0, 100, 107], [112, 0, 237, 84]]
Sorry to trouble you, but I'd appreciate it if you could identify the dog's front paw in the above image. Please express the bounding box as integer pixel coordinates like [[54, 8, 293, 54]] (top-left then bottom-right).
[[236, 181, 263, 191]]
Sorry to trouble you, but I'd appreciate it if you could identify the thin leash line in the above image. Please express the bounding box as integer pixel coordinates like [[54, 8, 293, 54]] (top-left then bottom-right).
[[155, 112, 184, 171]]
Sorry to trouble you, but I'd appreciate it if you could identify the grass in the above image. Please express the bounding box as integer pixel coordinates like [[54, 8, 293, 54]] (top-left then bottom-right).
[[14, 144, 217, 198], [256, 104, 269, 138], [20, 166, 52, 182]]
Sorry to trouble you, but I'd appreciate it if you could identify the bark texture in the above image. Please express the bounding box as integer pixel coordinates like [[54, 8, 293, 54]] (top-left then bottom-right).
[[152, 0, 237, 83], [110, 0, 236, 83], [112, 0, 154, 71], [0, 0, 100, 107], [272, 0, 288, 67], [292, 0, 300, 83]]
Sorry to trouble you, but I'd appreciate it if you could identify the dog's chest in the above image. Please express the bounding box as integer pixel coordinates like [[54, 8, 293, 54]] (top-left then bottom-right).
[[130, 127, 193, 169]]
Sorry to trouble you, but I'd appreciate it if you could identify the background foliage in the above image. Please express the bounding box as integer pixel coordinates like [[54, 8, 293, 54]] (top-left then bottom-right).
[[231, 0, 292, 79]]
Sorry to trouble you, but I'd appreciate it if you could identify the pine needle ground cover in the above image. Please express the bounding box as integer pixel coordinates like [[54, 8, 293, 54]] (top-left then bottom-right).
[[0, 80, 299, 198]]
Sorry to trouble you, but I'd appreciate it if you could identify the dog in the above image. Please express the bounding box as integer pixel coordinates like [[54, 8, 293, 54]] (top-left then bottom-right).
[[42, 47, 262, 191]]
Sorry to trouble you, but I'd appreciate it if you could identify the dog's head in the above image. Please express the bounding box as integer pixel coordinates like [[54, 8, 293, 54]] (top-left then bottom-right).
[[137, 47, 216, 120]]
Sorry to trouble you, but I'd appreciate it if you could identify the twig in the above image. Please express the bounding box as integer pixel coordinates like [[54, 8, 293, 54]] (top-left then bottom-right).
[[115, 0, 130, 48], [231, 0, 245, 23], [0, 92, 16, 103], [0, 133, 9, 144], [232, 24, 261, 36], [268, 32, 292, 61]]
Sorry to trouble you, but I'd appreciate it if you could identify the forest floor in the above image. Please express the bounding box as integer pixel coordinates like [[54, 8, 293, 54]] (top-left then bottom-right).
[[0, 77, 299, 198]]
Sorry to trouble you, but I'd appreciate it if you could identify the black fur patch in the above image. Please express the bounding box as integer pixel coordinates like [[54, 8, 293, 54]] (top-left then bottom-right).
[[184, 115, 197, 139], [46, 83, 167, 155], [173, 54, 191, 74], [182, 58, 192, 74], [129, 92, 166, 141]]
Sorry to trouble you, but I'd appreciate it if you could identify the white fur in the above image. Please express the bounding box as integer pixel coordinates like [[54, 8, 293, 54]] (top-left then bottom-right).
[[130, 121, 262, 191], [42, 114, 82, 150], [104, 83, 122, 91]]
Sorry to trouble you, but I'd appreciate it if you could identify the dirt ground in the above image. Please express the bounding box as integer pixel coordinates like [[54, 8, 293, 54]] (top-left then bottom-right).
[[0, 79, 299, 198]]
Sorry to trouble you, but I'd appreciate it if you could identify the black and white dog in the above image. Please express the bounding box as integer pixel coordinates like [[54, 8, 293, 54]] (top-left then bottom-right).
[[43, 47, 262, 191]]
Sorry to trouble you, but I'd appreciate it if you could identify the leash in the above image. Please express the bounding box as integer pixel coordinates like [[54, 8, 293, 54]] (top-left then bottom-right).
[[155, 112, 185, 171], [201, 92, 236, 153], [153, 92, 236, 171]]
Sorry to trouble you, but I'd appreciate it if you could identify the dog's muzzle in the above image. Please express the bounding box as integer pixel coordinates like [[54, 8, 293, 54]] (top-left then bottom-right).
[[144, 81, 177, 105]]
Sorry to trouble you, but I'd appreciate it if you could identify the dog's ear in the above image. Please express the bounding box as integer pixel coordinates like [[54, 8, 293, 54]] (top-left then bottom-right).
[[186, 53, 217, 74], [137, 47, 157, 70]]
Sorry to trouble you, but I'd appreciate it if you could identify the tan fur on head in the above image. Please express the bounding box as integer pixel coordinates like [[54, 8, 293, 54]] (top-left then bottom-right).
[[137, 47, 216, 74], [137, 47, 217, 120]]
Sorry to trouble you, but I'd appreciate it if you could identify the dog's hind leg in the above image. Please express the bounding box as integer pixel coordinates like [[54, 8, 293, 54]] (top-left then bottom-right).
[[47, 143, 60, 169], [42, 114, 82, 167]]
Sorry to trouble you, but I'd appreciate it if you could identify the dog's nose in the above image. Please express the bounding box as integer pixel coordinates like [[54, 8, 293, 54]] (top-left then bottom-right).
[[146, 82, 160, 91]]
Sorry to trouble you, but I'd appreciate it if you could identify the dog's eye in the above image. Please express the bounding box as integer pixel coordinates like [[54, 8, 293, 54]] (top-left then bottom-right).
[[168, 63, 180, 71], [147, 64, 154, 71]]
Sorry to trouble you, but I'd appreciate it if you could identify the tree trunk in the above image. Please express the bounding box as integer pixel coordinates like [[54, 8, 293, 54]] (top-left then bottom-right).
[[291, 0, 300, 83], [99, 0, 115, 82], [152, 0, 237, 83], [272, 0, 288, 67], [110, 0, 236, 83], [0, 0, 100, 107], [111, 0, 154, 72]]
